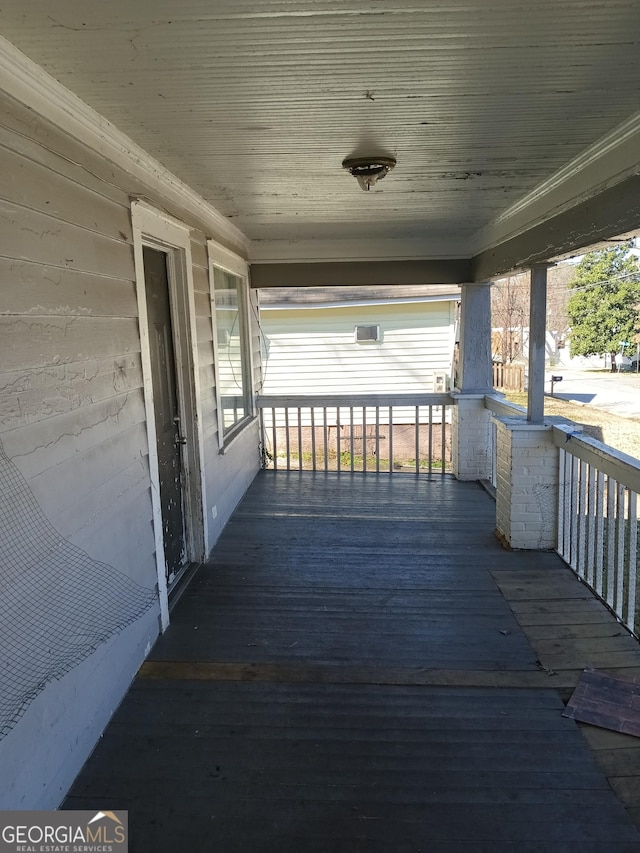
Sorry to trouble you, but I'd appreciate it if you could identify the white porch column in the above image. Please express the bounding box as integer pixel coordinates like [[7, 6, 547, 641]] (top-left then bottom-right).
[[527, 263, 548, 423], [491, 264, 566, 550], [452, 282, 493, 480], [458, 282, 493, 392]]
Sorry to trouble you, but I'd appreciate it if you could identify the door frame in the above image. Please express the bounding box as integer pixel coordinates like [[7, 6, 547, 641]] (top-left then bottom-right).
[[131, 200, 207, 631]]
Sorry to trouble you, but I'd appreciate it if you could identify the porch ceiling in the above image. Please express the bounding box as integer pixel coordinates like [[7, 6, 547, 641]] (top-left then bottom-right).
[[2, 1, 640, 278]]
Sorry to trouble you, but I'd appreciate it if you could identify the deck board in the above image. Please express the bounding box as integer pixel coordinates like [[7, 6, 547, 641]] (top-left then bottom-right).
[[63, 472, 640, 851], [151, 474, 536, 672]]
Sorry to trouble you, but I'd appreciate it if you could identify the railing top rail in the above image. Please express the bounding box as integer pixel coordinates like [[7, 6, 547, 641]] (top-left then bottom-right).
[[256, 393, 454, 408], [553, 423, 640, 494], [484, 394, 527, 417]]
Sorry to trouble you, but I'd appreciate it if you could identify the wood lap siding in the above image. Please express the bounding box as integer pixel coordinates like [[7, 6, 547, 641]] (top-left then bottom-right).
[[0, 88, 262, 809], [261, 301, 455, 395], [0, 98, 260, 570], [0, 119, 153, 570]]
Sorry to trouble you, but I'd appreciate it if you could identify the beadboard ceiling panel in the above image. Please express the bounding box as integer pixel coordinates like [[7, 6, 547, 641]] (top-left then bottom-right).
[[2, 0, 640, 267]]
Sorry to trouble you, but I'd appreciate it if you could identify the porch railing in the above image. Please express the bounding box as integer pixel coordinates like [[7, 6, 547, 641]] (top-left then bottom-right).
[[257, 394, 453, 475], [553, 425, 640, 635], [258, 391, 640, 632]]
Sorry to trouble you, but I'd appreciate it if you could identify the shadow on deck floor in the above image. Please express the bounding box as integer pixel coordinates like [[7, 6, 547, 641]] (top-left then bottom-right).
[[64, 472, 640, 852]]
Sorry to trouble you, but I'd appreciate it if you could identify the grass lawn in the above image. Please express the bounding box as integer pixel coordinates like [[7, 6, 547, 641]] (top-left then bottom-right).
[[504, 392, 640, 460]]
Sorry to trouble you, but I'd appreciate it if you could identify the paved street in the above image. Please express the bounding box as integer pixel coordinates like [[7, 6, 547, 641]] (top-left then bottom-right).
[[547, 367, 640, 420]]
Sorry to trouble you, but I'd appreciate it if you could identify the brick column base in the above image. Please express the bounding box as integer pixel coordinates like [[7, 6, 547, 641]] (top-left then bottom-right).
[[494, 416, 561, 549], [452, 393, 491, 481]]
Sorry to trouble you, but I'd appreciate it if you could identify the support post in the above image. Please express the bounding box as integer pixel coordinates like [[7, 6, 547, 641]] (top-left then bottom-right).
[[527, 264, 548, 423], [458, 282, 492, 392], [452, 282, 493, 480]]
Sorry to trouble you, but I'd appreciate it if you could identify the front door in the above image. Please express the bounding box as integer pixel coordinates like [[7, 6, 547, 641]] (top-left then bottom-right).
[[143, 246, 187, 586]]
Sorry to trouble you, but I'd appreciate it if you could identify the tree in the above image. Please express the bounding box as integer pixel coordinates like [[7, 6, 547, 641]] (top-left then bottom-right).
[[567, 246, 640, 371], [546, 263, 573, 359], [491, 273, 529, 363]]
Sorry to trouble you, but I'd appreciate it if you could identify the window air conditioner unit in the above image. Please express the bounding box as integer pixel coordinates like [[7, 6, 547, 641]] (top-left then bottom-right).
[[354, 324, 381, 343]]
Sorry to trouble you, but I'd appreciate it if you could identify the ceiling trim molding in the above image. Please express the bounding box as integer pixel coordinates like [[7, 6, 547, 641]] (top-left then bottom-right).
[[250, 259, 473, 288], [472, 110, 640, 257], [0, 34, 249, 254]]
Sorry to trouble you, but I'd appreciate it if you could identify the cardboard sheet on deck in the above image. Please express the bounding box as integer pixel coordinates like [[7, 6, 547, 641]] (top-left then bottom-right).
[[563, 669, 640, 737]]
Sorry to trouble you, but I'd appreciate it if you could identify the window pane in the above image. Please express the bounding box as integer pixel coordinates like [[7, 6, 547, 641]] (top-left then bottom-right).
[[213, 267, 251, 434]]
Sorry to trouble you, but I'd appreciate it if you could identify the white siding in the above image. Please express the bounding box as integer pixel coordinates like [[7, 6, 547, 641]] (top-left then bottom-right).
[[261, 300, 456, 395], [0, 93, 259, 807]]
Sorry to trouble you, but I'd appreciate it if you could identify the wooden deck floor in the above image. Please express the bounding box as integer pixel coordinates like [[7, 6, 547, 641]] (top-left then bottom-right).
[[64, 472, 640, 851]]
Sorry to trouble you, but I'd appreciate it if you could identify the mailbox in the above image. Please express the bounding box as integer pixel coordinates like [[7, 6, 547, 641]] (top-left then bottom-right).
[[550, 375, 563, 395]]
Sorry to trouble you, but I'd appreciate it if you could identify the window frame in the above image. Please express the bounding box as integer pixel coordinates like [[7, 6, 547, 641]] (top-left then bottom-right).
[[207, 239, 254, 449]]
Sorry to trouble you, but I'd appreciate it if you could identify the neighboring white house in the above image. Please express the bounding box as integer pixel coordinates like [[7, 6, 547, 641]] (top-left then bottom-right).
[[258, 285, 460, 469], [259, 285, 460, 395]]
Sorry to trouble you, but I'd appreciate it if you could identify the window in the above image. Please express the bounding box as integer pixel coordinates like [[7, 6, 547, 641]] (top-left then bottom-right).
[[208, 241, 253, 444], [355, 324, 381, 343]]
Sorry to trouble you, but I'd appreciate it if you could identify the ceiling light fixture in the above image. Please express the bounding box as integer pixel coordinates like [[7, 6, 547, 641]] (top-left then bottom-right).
[[342, 156, 396, 191]]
